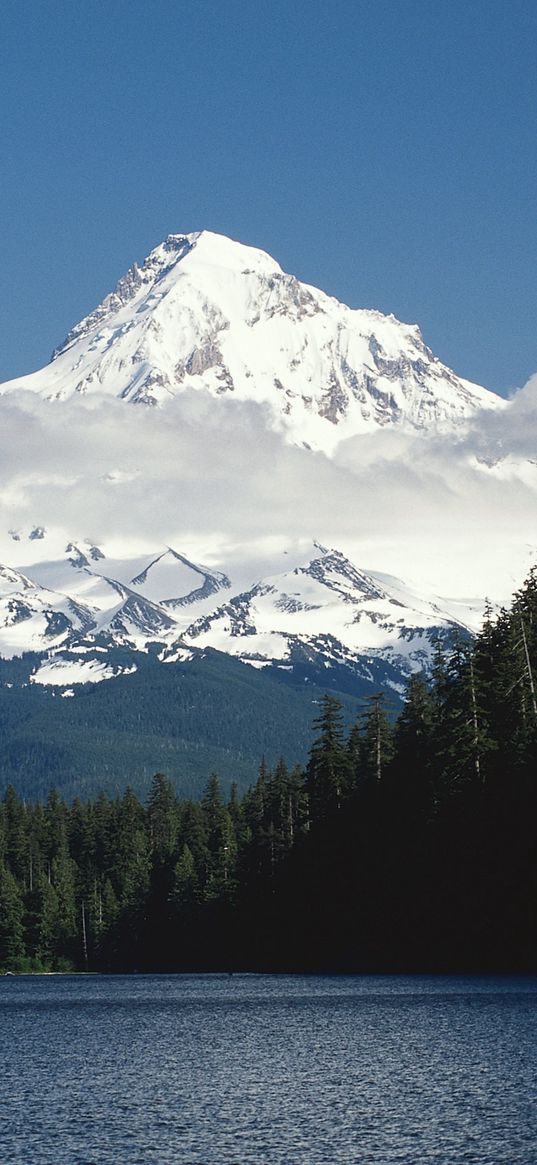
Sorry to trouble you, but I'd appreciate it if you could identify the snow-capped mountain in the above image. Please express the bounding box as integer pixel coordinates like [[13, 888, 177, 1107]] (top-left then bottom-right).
[[0, 528, 474, 691], [0, 229, 533, 703], [0, 230, 502, 455], [167, 544, 474, 688], [0, 528, 230, 675]]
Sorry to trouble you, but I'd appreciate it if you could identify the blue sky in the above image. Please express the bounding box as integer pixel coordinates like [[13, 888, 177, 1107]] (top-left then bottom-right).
[[1, 0, 535, 393]]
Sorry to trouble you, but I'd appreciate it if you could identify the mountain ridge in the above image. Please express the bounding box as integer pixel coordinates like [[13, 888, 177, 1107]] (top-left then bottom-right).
[[0, 533, 474, 693]]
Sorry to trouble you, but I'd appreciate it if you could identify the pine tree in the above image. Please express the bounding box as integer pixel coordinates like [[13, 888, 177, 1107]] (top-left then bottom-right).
[[0, 861, 26, 968], [359, 693, 394, 784], [147, 773, 178, 862], [201, 774, 237, 900], [32, 873, 60, 967], [177, 800, 208, 870], [44, 789, 68, 863], [306, 694, 351, 825], [3, 786, 29, 885], [432, 635, 492, 794], [172, 844, 199, 909], [50, 847, 78, 964], [390, 672, 435, 816]]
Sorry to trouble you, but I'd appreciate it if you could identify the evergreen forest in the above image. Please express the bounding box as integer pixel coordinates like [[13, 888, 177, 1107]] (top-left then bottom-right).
[[1, 570, 537, 974]]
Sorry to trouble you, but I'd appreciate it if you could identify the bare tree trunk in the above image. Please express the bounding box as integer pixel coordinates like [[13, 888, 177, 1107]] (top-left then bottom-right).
[[81, 900, 89, 972], [469, 658, 483, 784], [376, 704, 382, 782], [287, 795, 294, 845], [520, 618, 537, 721]]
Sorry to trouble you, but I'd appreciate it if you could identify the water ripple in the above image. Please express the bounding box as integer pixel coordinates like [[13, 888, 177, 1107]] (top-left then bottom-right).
[[0, 974, 536, 1164]]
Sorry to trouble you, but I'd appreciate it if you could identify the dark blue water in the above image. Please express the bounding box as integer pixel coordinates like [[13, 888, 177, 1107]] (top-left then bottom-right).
[[1, 974, 536, 1164]]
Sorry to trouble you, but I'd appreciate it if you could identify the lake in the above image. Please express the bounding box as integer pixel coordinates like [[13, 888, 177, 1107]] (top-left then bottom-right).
[[0, 974, 536, 1164]]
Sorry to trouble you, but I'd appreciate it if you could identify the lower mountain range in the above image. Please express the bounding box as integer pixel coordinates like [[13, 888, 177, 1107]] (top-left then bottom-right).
[[0, 533, 465, 801]]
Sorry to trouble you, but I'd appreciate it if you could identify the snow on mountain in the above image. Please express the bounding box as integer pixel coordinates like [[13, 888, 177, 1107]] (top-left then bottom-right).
[[0, 229, 531, 696], [0, 531, 472, 689], [167, 544, 470, 687], [0, 231, 503, 455], [0, 530, 229, 679], [0, 562, 95, 658]]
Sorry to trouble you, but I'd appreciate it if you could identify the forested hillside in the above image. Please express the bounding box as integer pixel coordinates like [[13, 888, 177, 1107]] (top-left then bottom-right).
[[0, 648, 379, 802], [1, 570, 536, 973]]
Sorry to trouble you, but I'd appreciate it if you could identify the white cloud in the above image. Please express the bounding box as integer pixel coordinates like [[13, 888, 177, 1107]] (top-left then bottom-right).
[[0, 380, 536, 605]]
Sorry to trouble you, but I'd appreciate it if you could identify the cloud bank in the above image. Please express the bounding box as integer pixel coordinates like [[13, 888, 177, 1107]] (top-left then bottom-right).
[[0, 380, 536, 602]]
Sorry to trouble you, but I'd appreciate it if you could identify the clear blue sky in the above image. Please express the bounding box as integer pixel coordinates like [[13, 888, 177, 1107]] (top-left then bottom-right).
[[1, 0, 535, 393]]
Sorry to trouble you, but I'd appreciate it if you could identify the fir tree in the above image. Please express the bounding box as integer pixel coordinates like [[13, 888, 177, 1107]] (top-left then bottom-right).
[[306, 694, 351, 824], [390, 672, 435, 816], [358, 693, 394, 784], [0, 862, 25, 968], [147, 773, 178, 862]]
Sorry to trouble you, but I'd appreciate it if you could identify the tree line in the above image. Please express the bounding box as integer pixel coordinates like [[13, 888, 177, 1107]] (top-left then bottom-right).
[[1, 569, 536, 973]]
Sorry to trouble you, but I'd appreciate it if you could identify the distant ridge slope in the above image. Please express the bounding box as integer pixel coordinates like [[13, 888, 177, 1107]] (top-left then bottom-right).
[[0, 533, 471, 692]]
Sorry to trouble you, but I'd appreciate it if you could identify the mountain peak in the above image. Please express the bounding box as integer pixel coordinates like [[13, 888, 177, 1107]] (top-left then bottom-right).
[[51, 230, 284, 361], [0, 230, 503, 449], [161, 230, 283, 274]]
